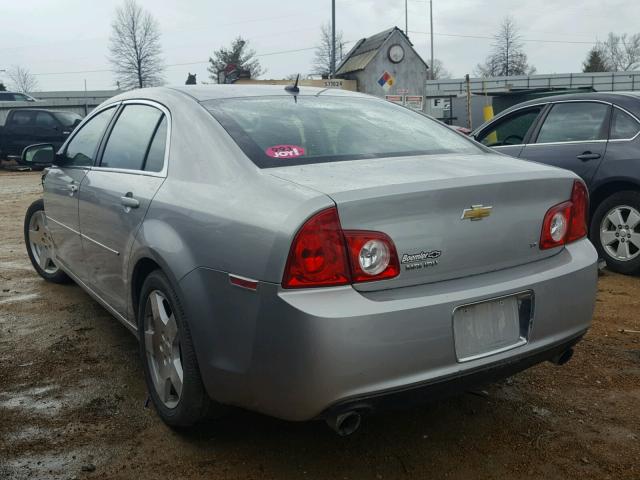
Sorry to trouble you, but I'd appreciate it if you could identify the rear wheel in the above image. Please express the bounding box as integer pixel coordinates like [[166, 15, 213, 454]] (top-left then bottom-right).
[[137, 269, 219, 427], [23, 199, 71, 283], [590, 190, 640, 274]]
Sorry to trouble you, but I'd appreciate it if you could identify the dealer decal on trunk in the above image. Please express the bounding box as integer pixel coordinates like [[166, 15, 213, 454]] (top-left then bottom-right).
[[401, 250, 441, 270]]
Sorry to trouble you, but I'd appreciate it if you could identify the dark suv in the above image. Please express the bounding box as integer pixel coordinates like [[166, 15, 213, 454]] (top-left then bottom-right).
[[473, 92, 640, 274]]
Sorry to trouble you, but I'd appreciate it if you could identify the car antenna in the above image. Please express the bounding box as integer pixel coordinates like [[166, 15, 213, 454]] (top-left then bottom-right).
[[285, 74, 300, 94]]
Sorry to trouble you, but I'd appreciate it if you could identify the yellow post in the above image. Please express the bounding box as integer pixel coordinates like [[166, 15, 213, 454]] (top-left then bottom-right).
[[483, 104, 497, 144], [483, 104, 494, 122]]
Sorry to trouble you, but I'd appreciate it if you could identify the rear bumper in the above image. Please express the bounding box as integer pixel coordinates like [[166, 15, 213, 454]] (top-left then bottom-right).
[[321, 331, 584, 419], [180, 239, 598, 421]]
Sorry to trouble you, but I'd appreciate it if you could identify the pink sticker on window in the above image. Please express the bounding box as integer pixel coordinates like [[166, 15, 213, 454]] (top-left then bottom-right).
[[265, 145, 306, 159]]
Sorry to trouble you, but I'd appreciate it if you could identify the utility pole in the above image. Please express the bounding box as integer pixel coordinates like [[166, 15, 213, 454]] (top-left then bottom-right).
[[429, 0, 434, 80], [405, 0, 408, 36], [84, 79, 88, 116], [330, 0, 336, 78]]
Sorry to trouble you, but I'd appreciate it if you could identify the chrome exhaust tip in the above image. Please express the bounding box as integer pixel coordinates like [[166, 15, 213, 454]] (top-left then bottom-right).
[[326, 411, 362, 436]]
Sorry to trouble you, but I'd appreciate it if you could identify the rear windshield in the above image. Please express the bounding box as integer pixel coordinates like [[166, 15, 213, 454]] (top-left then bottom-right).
[[54, 112, 83, 127], [203, 96, 481, 168]]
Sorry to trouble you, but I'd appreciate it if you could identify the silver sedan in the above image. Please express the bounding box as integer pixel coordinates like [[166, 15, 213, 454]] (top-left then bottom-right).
[[23, 85, 598, 435]]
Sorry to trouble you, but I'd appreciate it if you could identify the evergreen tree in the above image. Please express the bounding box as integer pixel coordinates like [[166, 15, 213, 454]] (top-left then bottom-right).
[[208, 37, 264, 83], [583, 47, 609, 72]]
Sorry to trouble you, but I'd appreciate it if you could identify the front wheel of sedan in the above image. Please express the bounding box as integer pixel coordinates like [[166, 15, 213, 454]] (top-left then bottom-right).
[[590, 190, 640, 275], [24, 199, 71, 284], [138, 270, 218, 427]]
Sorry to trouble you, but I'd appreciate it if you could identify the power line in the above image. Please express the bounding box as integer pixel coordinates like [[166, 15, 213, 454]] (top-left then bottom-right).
[[408, 30, 597, 45], [30, 42, 355, 77]]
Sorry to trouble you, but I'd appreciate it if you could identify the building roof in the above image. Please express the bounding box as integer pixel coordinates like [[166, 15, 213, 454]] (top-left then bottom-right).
[[336, 26, 428, 76]]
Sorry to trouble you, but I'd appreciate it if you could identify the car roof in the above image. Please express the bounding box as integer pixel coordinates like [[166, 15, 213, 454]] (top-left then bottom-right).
[[109, 84, 371, 104], [502, 91, 640, 117]]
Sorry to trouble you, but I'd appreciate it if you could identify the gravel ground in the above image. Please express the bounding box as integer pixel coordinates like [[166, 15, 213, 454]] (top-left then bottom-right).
[[0, 170, 639, 480]]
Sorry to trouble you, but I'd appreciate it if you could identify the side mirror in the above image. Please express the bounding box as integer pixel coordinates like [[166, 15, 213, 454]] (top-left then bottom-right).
[[21, 144, 55, 167]]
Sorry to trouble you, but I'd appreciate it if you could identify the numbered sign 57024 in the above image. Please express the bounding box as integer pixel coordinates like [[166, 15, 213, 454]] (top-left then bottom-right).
[[265, 145, 306, 159]]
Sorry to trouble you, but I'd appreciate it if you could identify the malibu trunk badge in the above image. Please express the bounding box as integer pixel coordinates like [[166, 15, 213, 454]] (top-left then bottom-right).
[[461, 204, 493, 221]]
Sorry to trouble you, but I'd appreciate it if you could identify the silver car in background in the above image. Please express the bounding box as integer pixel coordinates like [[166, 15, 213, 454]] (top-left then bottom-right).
[[23, 85, 598, 435]]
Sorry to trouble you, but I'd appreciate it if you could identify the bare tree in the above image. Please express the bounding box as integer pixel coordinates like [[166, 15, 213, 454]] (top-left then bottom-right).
[[597, 33, 640, 71], [108, 0, 165, 89], [7, 65, 39, 93], [430, 59, 452, 80], [475, 16, 535, 77], [313, 23, 345, 77]]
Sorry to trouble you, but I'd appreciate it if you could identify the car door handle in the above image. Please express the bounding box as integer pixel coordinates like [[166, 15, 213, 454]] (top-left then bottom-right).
[[576, 152, 601, 161], [67, 184, 78, 196], [120, 196, 140, 209]]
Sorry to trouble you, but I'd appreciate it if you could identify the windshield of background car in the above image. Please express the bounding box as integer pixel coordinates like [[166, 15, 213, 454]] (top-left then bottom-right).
[[203, 95, 482, 168], [54, 112, 83, 127]]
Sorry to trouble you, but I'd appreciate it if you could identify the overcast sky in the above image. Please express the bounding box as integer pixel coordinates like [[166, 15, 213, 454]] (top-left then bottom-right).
[[1, 0, 639, 92]]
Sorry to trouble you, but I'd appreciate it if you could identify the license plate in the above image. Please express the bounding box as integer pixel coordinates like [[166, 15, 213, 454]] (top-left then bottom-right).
[[453, 293, 532, 362]]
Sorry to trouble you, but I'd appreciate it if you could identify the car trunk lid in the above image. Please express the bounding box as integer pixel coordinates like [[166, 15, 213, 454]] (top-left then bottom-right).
[[269, 153, 577, 290]]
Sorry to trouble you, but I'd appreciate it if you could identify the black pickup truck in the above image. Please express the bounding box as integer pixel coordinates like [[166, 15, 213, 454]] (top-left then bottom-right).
[[0, 109, 82, 166]]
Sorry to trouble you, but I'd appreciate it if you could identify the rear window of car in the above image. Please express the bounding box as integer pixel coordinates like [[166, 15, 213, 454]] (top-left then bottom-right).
[[203, 95, 481, 168]]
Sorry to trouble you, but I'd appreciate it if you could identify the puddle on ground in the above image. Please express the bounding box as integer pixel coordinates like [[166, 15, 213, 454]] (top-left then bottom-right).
[[0, 292, 40, 305], [4, 425, 57, 443], [3, 448, 92, 480], [0, 260, 34, 272], [0, 384, 63, 414]]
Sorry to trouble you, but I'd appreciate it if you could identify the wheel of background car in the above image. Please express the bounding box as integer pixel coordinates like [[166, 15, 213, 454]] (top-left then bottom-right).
[[502, 134, 524, 145], [23, 199, 71, 284], [137, 269, 222, 427], [590, 190, 640, 274]]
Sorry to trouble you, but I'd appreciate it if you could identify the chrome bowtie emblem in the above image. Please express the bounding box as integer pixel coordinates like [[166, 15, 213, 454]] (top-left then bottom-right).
[[461, 205, 493, 221]]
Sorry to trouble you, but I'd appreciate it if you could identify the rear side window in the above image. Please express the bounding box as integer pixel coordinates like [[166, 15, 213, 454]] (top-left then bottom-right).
[[477, 108, 541, 147], [610, 108, 640, 140], [204, 96, 481, 168], [0, 92, 15, 101], [536, 102, 609, 143], [100, 104, 163, 171], [144, 117, 167, 172], [35, 111, 57, 127], [63, 106, 116, 167], [11, 110, 35, 125], [54, 112, 83, 127]]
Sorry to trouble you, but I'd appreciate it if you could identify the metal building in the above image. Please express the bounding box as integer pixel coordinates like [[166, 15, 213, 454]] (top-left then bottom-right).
[[335, 27, 429, 110]]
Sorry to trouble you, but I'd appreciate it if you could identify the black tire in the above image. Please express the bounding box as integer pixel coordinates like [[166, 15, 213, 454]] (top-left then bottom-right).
[[137, 269, 219, 427], [24, 199, 71, 284], [590, 190, 640, 275]]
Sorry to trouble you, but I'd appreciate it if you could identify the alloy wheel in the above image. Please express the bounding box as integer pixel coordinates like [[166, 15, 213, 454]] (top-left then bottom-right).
[[143, 290, 183, 409], [599, 205, 640, 261], [28, 211, 59, 274]]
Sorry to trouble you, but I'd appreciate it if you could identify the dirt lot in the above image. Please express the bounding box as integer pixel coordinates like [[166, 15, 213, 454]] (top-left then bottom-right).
[[0, 170, 638, 480]]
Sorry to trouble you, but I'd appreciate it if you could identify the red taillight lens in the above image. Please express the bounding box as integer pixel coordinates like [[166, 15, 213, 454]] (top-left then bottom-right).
[[282, 207, 350, 288], [567, 180, 589, 243], [540, 180, 589, 250], [282, 208, 400, 288], [344, 231, 400, 283]]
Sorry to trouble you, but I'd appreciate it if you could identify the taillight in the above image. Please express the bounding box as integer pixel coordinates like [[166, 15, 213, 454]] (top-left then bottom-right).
[[540, 180, 589, 250], [282, 208, 350, 288], [343, 231, 400, 283], [282, 207, 400, 288], [567, 180, 589, 243]]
